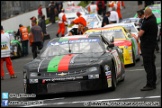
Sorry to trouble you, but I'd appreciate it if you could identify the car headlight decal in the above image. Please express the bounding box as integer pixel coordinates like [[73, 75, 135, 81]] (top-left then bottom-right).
[[88, 67, 97, 72], [29, 79, 38, 84], [88, 74, 99, 79], [30, 72, 38, 77], [104, 65, 110, 71]]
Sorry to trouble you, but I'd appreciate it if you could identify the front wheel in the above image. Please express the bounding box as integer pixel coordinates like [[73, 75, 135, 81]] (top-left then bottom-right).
[[17, 45, 22, 57], [131, 50, 136, 66], [109, 63, 117, 91]]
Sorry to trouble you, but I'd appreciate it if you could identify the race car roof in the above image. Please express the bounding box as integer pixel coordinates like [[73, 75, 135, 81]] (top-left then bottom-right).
[[104, 22, 135, 28], [88, 26, 124, 31], [66, 6, 81, 10]]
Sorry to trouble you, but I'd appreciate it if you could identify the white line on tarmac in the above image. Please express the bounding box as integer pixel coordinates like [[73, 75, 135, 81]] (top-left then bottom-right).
[[21, 95, 161, 107], [126, 67, 161, 72]]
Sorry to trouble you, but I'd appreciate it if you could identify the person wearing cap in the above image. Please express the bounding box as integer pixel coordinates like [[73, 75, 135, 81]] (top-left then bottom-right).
[[16, 24, 29, 56], [71, 12, 87, 33], [1, 25, 17, 80], [56, 9, 67, 37], [88, 1, 98, 14]]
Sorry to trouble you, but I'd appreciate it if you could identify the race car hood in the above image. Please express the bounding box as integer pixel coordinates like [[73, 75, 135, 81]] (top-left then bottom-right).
[[87, 22, 98, 29], [114, 40, 132, 46], [24, 52, 111, 73], [65, 13, 77, 19]]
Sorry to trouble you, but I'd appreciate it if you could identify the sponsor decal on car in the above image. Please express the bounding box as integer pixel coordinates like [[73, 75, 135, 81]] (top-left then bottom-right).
[[42, 76, 83, 82]]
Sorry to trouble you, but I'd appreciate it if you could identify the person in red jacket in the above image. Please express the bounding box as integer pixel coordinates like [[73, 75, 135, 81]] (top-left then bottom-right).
[[115, 1, 125, 20], [38, 4, 43, 19], [71, 12, 87, 34], [56, 9, 67, 37]]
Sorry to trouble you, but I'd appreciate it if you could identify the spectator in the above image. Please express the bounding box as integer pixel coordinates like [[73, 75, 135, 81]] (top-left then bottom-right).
[[115, 1, 125, 20], [16, 24, 29, 57], [48, 1, 57, 24], [137, 9, 145, 66], [56, 1, 63, 15], [138, 7, 158, 91], [107, 1, 115, 11], [38, 4, 43, 19], [102, 11, 110, 27], [30, 16, 37, 29], [138, 1, 143, 10], [96, 1, 105, 16], [56, 9, 67, 37], [29, 20, 44, 59], [108, 7, 119, 24], [137, 9, 145, 28], [38, 15, 47, 36], [67, 1, 75, 7], [88, 1, 98, 14], [1, 25, 17, 80]]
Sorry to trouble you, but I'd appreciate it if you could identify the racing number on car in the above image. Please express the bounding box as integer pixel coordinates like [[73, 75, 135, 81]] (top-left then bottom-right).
[[111, 50, 121, 74]]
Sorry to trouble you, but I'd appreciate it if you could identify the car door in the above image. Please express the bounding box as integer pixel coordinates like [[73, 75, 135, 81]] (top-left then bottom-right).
[[101, 36, 122, 76]]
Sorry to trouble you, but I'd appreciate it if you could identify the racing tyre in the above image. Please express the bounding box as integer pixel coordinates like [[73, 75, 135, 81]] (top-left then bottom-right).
[[23, 72, 27, 94], [131, 50, 136, 66], [17, 45, 22, 57], [109, 63, 117, 91]]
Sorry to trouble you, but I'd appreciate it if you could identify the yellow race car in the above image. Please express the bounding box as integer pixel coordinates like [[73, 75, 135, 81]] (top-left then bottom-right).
[[84, 26, 140, 66]]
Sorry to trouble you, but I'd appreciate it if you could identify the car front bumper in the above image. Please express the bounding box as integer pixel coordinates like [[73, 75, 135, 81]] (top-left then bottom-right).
[[25, 78, 107, 95]]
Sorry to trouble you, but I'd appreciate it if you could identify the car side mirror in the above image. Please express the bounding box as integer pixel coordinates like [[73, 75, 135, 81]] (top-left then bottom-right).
[[107, 35, 114, 43], [108, 43, 114, 49]]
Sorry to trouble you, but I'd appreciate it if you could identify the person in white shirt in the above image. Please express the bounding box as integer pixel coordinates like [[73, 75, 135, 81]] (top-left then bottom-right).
[[108, 7, 119, 23], [1, 25, 17, 80], [67, 1, 75, 7], [88, 1, 98, 14]]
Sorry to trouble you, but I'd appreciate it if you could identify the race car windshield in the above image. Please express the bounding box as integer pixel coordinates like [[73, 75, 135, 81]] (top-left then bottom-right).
[[84, 31, 102, 35], [122, 25, 137, 32], [102, 29, 126, 40], [87, 17, 99, 28], [65, 8, 82, 13], [41, 38, 104, 57]]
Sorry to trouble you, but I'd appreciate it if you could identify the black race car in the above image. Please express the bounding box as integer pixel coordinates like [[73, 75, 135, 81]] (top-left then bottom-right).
[[23, 34, 125, 95]]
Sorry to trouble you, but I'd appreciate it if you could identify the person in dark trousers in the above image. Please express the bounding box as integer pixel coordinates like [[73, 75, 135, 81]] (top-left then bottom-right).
[[38, 15, 47, 42], [29, 20, 44, 59], [137, 9, 145, 66], [48, 1, 57, 24], [38, 15, 47, 35], [138, 1, 143, 10], [144, 1, 154, 8], [16, 24, 29, 56], [138, 7, 158, 91], [96, 1, 105, 16], [56, 1, 63, 15], [101, 11, 110, 27]]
